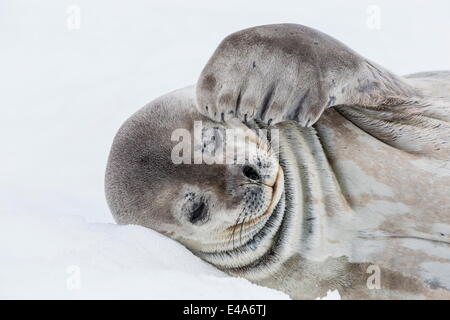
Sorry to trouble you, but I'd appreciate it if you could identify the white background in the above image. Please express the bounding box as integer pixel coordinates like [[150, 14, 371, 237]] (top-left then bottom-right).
[[0, 0, 449, 299]]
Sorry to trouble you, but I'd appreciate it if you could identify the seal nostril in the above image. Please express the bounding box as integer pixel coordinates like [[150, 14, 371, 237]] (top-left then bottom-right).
[[242, 165, 261, 182], [189, 201, 207, 224]]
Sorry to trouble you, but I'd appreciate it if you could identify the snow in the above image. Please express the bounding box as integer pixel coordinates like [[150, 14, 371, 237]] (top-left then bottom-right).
[[316, 290, 341, 300], [0, 0, 449, 299], [0, 210, 288, 299]]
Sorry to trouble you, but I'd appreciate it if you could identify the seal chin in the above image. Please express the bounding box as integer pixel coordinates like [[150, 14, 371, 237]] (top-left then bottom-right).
[[222, 166, 284, 242], [192, 167, 287, 270], [193, 165, 285, 257]]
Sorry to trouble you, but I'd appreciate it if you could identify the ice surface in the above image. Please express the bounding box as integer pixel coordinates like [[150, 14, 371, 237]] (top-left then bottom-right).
[[0, 210, 288, 299]]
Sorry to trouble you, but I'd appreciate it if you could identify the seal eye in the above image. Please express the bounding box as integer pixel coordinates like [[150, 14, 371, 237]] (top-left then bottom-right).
[[189, 201, 207, 224], [242, 165, 261, 182]]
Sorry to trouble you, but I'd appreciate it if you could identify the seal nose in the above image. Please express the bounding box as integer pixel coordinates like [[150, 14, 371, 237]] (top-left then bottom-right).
[[189, 201, 207, 224], [242, 165, 261, 182]]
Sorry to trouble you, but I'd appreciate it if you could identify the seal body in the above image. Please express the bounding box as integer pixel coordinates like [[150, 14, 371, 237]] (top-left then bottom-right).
[[105, 25, 450, 299], [247, 105, 450, 299]]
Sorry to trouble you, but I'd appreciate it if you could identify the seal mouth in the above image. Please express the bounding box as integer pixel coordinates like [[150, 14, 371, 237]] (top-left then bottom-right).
[[193, 164, 287, 267], [217, 118, 284, 240], [223, 165, 284, 237]]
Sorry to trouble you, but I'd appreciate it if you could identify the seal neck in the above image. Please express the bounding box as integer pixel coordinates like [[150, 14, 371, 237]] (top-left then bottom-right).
[[275, 121, 356, 262]]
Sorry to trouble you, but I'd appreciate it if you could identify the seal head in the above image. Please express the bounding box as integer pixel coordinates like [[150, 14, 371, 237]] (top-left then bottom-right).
[[105, 87, 284, 259]]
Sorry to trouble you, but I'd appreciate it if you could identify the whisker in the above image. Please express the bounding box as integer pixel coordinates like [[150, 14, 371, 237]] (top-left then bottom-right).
[[228, 209, 244, 248], [238, 182, 259, 187], [239, 216, 247, 246]]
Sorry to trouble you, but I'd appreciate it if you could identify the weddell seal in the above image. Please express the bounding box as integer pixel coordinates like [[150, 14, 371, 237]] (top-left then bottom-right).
[[105, 24, 450, 299]]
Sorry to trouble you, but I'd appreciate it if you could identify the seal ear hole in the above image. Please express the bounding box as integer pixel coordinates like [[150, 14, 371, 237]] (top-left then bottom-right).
[[242, 165, 261, 182]]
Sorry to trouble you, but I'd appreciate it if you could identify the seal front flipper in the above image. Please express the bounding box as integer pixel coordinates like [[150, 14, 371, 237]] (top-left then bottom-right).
[[195, 23, 420, 127]]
